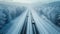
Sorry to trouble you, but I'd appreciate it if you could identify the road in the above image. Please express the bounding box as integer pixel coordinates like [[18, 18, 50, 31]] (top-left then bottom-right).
[[31, 8, 60, 34], [1, 7, 60, 34]]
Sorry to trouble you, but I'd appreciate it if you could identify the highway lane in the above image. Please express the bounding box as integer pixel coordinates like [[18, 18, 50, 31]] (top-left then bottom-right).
[[26, 9, 33, 34], [5, 9, 28, 34], [20, 10, 29, 34], [31, 8, 60, 34], [31, 14, 39, 34]]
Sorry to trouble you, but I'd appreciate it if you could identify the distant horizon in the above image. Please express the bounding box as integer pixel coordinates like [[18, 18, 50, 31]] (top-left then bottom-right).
[[0, 0, 60, 4]]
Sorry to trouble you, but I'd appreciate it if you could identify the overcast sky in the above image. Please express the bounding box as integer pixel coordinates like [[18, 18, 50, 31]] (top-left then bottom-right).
[[0, 0, 60, 4]]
